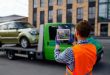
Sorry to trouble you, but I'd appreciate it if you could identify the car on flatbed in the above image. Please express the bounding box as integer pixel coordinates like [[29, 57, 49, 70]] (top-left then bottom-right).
[[0, 21, 38, 48]]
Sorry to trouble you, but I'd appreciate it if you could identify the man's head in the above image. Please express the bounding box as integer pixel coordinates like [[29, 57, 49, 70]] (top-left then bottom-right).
[[74, 20, 91, 40]]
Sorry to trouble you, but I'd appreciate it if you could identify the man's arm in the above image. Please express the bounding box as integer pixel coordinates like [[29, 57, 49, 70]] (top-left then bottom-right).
[[54, 45, 74, 64]]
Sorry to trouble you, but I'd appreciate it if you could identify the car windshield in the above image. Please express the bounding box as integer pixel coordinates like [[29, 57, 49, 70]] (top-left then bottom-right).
[[15, 22, 34, 29]]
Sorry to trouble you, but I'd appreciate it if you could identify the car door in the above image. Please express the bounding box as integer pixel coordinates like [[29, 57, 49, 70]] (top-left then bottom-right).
[[7, 22, 20, 43], [0, 24, 9, 43]]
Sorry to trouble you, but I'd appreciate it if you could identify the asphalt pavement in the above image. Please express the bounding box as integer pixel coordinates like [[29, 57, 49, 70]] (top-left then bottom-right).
[[0, 39, 110, 75]]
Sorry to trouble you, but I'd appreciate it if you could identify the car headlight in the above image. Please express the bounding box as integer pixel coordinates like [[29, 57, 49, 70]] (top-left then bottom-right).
[[29, 31, 37, 35]]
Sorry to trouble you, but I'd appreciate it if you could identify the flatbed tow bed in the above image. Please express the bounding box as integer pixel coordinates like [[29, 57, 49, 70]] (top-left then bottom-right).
[[0, 44, 37, 52], [0, 44, 43, 60]]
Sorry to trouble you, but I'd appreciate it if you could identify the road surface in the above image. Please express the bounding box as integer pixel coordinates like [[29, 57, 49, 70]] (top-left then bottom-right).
[[0, 39, 110, 75]]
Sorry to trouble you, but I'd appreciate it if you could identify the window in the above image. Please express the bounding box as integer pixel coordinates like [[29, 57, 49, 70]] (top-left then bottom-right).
[[48, 10, 53, 23], [48, 0, 54, 6], [8, 23, 16, 29], [77, 0, 83, 3], [99, 4, 107, 20], [40, 11, 45, 24], [0, 24, 8, 30], [57, 9, 62, 22], [34, 0, 37, 8], [89, 7, 95, 19], [67, 0, 73, 9], [33, 8, 37, 27], [100, 24, 108, 36], [40, 0, 45, 8], [89, 0, 96, 7], [90, 23, 95, 35], [49, 26, 57, 40], [15, 22, 33, 29], [98, 0, 110, 22], [108, 3, 110, 19], [77, 7, 83, 19], [67, 0, 73, 4], [99, 0, 108, 3], [57, 0, 62, 6], [89, 0, 95, 2], [66, 9, 72, 23]]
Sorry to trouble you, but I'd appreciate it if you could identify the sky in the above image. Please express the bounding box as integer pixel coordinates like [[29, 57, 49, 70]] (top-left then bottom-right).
[[0, 0, 28, 17]]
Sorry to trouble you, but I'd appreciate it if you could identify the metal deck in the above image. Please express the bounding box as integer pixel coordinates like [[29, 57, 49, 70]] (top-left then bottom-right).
[[0, 44, 37, 52]]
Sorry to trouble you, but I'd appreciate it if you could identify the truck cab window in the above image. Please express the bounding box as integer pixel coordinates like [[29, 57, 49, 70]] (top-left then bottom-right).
[[49, 26, 57, 40]]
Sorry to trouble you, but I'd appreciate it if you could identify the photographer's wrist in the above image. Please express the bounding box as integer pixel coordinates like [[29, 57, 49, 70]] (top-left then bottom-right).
[[56, 45, 60, 49]]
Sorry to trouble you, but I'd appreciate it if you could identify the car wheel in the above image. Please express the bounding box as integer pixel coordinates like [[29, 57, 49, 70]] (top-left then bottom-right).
[[20, 37, 30, 48]]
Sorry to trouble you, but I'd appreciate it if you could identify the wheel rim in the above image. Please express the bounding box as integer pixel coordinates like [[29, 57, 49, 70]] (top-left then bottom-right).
[[21, 38, 28, 48]]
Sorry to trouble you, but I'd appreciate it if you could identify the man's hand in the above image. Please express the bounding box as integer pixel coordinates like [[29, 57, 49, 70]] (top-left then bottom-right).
[[55, 35, 60, 45], [68, 33, 74, 44], [72, 41, 77, 45]]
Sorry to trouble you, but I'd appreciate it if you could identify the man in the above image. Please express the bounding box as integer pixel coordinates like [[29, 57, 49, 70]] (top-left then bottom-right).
[[54, 20, 97, 75]]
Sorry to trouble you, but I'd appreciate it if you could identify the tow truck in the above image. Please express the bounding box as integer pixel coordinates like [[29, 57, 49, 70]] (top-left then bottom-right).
[[0, 23, 103, 63]]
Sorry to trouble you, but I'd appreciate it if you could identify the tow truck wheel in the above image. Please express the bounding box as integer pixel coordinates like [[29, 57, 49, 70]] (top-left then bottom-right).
[[28, 53, 35, 60], [6, 51, 15, 60], [20, 37, 29, 48], [0, 42, 2, 47]]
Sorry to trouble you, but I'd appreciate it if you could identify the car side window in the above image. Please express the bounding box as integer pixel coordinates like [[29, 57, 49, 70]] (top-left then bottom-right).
[[8, 23, 16, 29], [0, 24, 8, 30]]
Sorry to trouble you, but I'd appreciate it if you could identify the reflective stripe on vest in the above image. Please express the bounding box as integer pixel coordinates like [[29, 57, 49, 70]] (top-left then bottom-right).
[[65, 43, 97, 75]]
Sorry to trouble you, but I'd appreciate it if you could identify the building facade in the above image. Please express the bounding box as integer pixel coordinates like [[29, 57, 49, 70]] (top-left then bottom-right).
[[28, 0, 110, 36]]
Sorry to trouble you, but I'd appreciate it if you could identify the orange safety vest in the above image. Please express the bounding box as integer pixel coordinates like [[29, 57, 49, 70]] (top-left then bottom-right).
[[66, 43, 97, 75]]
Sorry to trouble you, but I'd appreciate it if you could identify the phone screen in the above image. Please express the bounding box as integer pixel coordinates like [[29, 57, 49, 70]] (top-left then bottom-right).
[[57, 29, 70, 41]]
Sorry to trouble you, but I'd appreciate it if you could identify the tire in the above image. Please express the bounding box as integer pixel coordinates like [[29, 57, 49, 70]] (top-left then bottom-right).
[[6, 51, 15, 60], [20, 37, 30, 48], [96, 51, 104, 64], [28, 53, 35, 60], [0, 42, 2, 47]]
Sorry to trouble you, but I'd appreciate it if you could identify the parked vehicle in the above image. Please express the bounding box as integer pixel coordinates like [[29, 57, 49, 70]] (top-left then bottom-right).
[[0, 23, 103, 63], [0, 21, 38, 48]]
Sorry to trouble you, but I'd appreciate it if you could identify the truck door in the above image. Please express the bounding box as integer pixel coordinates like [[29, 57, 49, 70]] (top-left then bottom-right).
[[44, 24, 74, 61], [44, 25, 57, 60]]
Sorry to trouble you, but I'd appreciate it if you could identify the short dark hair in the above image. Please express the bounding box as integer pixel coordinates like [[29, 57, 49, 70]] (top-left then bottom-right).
[[76, 20, 91, 38]]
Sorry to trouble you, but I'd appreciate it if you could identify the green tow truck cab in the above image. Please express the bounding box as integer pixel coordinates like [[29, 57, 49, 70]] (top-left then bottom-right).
[[42, 23, 103, 63]]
